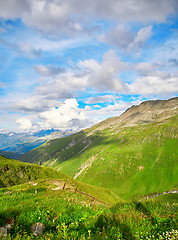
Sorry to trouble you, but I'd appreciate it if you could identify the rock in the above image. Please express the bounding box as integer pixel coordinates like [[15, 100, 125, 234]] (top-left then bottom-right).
[[4, 191, 12, 195], [0, 224, 11, 239], [0, 227, 7, 239], [31, 223, 44, 237]]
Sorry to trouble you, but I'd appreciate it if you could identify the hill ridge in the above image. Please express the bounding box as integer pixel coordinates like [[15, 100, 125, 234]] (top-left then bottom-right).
[[20, 97, 178, 200]]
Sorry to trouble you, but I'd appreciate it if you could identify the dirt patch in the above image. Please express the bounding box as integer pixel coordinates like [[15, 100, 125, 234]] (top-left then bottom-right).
[[48, 179, 75, 191], [48, 159, 57, 167], [139, 166, 144, 171]]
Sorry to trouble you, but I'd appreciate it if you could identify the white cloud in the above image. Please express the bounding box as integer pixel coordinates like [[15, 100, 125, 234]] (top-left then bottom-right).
[[79, 49, 129, 91], [16, 117, 33, 131], [85, 95, 119, 104], [131, 61, 178, 95], [36, 99, 93, 130], [0, 0, 177, 36], [83, 99, 143, 121], [15, 98, 143, 132], [135, 62, 158, 76], [14, 97, 63, 113], [29, 50, 129, 103], [127, 25, 153, 51], [129, 74, 178, 95], [99, 24, 134, 49], [17, 35, 82, 54]]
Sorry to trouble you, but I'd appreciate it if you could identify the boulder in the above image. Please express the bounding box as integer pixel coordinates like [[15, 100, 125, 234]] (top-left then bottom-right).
[[31, 222, 44, 237]]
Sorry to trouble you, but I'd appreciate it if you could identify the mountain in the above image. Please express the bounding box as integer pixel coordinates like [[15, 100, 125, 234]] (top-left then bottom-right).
[[20, 97, 178, 200], [32, 128, 57, 138], [0, 150, 22, 160], [0, 129, 74, 154]]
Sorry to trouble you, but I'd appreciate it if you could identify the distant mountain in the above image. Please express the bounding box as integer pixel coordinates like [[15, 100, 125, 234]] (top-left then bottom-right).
[[33, 128, 57, 138], [20, 97, 178, 200], [0, 150, 23, 160], [0, 129, 74, 154]]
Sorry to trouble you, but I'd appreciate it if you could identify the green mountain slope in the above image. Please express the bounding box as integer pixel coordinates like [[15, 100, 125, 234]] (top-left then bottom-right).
[[20, 98, 178, 200], [0, 155, 120, 205]]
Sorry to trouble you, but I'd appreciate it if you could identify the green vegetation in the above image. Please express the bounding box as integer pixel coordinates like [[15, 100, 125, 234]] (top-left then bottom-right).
[[0, 155, 67, 188], [0, 181, 177, 239], [21, 115, 178, 200], [1, 98, 177, 238], [0, 156, 120, 205]]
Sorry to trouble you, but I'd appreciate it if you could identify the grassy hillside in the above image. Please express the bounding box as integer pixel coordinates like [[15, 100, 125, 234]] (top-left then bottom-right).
[[55, 115, 178, 200], [1, 156, 177, 239], [0, 181, 177, 239], [0, 155, 120, 205], [20, 98, 178, 200], [1, 141, 177, 239]]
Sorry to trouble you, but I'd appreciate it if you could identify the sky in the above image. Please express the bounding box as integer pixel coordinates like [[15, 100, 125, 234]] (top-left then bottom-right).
[[0, 0, 178, 133]]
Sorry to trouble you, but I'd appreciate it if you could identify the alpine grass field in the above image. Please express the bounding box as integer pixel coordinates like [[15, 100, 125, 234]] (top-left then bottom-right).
[[0, 155, 178, 239], [1, 98, 178, 239]]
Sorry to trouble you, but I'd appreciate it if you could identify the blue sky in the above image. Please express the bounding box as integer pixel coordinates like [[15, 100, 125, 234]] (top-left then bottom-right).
[[0, 0, 177, 133]]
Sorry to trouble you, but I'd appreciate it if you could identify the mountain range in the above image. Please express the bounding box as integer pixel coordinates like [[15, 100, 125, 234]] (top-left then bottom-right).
[[1, 97, 177, 239], [0, 129, 74, 155], [20, 97, 178, 200]]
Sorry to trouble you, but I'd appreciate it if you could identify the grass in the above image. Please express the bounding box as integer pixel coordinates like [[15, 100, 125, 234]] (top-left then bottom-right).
[[0, 180, 106, 239], [0, 181, 177, 239], [19, 114, 178, 201], [0, 155, 121, 205]]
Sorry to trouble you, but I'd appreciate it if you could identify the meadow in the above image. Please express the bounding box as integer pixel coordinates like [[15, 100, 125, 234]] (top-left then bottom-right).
[[0, 181, 177, 239], [21, 115, 178, 201]]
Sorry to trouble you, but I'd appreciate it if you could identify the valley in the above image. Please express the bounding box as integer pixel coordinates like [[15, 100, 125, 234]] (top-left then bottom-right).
[[0, 98, 177, 239], [20, 98, 178, 200]]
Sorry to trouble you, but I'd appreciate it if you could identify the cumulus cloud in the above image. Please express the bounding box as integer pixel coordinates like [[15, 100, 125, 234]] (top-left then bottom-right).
[[16, 117, 33, 131], [129, 74, 178, 95], [28, 98, 94, 131], [100, 24, 134, 49], [15, 98, 143, 132], [26, 50, 129, 103], [79, 50, 129, 91], [13, 48, 177, 115], [135, 62, 158, 76], [0, 0, 177, 36], [14, 97, 63, 113]]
